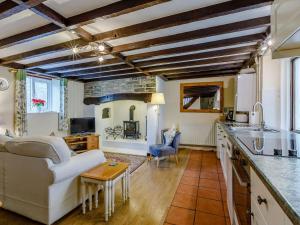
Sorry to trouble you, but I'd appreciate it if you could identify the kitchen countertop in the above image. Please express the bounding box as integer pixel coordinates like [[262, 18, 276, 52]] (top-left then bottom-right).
[[219, 122, 300, 225]]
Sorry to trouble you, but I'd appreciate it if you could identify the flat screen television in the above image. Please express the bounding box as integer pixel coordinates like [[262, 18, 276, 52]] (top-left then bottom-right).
[[70, 117, 95, 135]]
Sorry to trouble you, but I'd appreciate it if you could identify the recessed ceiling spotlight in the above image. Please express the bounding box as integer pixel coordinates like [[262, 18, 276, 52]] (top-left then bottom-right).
[[98, 44, 105, 52], [70, 30, 77, 34], [98, 56, 104, 62], [72, 46, 79, 54]]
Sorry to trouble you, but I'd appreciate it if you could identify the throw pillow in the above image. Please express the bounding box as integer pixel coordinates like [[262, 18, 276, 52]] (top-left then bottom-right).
[[70, 150, 77, 157], [49, 132, 55, 136], [164, 128, 176, 146], [5, 129, 15, 138], [0, 134, 12, 152]]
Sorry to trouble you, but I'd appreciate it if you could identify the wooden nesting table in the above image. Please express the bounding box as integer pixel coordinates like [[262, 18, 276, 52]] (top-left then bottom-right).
[[80, 162, 130, 221]]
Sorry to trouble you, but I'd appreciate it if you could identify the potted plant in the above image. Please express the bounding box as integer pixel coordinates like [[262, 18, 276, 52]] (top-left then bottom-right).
[[32, 98, 46, 112]]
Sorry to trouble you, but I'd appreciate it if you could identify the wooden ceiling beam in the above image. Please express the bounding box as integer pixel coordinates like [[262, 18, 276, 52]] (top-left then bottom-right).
[[143, 54, 250, 72], [67, 0, 170, 27], [135, 45, 257, 67], [93, 0, 273, 42], [0, 0, 46, 20], [112, 17, 269, 53], [164, 69, 240, 79], [0, 0, 169, 49], [150, 63, 243, 76], [23, 17, 269, 68], [80, 73, 145, 83], [62, 64, 131, 77], [29, 3, 67, 28], [61, 51, 252, 77], [74, 62, 243, 80], [167, 72, 237, 81], [45, 33, 264, 73]]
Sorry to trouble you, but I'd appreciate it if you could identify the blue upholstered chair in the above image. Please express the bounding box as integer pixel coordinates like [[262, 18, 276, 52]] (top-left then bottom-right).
[[148, 129, 181, 167]]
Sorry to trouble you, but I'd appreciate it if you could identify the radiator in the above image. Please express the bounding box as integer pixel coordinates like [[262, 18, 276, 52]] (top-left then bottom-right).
[[180, 123, 216, 146]]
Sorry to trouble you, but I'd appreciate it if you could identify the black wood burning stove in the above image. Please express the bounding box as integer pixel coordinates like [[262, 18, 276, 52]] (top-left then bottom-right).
[[123, 105, 140, 139], [123, 121, 140, 139]]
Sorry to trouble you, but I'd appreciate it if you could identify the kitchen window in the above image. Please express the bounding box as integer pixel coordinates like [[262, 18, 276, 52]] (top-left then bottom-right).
[[26, 76, 60, 113], [292, 58, 300, 132]]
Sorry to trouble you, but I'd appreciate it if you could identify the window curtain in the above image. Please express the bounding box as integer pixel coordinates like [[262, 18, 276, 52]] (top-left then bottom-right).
[[14, 69, 28, 136], [58, 78, 68, 131]]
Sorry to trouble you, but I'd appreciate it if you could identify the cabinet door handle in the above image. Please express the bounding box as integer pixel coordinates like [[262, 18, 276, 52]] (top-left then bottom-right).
[[257, 195, 267, 205], [246, 210, 254, 217]]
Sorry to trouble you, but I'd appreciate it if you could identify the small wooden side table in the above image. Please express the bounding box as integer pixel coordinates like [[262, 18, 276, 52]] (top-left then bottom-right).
[[80, 162, 130, 221]]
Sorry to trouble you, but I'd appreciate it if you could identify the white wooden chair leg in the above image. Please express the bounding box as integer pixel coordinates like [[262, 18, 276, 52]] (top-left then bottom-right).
[[109, 180, 112, 217], [88, 184, 92, 211], [156, 158, 160, 168], [127, 169, 130, 199], [112, 180, 115, 213], [104, 181, 109, 221], [81, 180, 86, 214], [95, 184, 98, 208]]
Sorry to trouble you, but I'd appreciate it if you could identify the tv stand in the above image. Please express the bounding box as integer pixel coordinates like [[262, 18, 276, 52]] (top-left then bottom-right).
[[63, 134, 100, 153]]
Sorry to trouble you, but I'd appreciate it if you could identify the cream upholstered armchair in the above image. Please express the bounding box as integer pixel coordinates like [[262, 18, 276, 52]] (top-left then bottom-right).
[[0, 135, 106, 225]]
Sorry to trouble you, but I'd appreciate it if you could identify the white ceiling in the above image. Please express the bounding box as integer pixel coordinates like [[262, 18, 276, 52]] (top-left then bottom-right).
[[0, 0, 271, 72]]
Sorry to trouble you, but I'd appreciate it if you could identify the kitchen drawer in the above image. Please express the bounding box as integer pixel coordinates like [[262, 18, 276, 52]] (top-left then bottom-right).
[[250, 168, 285, 225], [251, 197, 268, 225]]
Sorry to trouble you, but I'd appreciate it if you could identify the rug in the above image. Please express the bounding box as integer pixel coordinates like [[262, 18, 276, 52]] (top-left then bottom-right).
[[103, 152, 146, 173]]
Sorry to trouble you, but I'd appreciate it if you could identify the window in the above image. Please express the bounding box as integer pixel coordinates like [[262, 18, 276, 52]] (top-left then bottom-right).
[[292, 58, 300, 132], [26, 76, 60, 113]]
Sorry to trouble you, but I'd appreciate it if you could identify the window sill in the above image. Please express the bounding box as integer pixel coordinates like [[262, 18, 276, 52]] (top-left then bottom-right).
[[27, 111, 59, 115]]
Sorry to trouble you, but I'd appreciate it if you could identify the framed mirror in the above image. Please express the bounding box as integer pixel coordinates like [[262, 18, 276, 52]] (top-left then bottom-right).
[[180, 81, 224, 113]]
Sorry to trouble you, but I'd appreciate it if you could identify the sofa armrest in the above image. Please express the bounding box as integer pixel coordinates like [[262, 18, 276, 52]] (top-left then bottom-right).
[[50, 150, 106, 184]]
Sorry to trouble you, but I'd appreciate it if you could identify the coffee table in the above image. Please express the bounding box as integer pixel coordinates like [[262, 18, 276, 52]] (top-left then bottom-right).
[[80, 162, 130, 221]]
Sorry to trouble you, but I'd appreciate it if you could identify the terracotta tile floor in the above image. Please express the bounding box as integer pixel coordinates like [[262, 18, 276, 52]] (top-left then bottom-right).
[[165, 150, 230, 225]]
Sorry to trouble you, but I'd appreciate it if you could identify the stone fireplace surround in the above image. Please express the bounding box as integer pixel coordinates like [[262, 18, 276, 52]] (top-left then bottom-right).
[[84, 76, 159, 156]]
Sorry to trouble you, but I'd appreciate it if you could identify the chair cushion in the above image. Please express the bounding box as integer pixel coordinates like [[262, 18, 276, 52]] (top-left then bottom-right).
[[164, 128, 177, 146], [149, 144, 175, 157], [5, 136, 71, 164]]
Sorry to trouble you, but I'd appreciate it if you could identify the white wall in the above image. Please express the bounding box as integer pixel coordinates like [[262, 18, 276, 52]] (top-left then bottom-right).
[[160, 76, 235, 146], [261, 50, 291, 130], [0, 66, 91, 137], [27, 80, 93, 136], [0, 67, 15, 134], [95, 100, 147, 139]]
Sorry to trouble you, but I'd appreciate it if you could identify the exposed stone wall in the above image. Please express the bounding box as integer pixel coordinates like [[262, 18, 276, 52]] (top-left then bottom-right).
[[84, 76, 156, 98]]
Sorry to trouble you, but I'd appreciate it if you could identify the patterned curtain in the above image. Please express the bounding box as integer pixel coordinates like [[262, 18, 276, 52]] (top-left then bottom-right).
[[58, 78, 68, 131], [14, 69, 27, 136]]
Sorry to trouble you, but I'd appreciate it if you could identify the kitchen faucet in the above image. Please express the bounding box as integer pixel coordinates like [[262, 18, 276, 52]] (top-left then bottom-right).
[[253, 102, 265, 130]]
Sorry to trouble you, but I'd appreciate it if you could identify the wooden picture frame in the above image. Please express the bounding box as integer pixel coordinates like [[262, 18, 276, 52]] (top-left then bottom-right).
[[180, 81, 224, 113]]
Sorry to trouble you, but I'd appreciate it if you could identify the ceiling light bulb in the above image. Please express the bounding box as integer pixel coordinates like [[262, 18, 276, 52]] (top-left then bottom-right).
[[261, 45, 268, 51], [98, 44, 105, 51], [72, 46, 79, 54], [267, 39, 273, 46], [70, 30, 76, 34], [98, 56, 104, 62]]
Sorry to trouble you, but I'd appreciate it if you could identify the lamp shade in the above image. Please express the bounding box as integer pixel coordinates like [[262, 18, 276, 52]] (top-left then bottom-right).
[[151, 93, 165, 105]]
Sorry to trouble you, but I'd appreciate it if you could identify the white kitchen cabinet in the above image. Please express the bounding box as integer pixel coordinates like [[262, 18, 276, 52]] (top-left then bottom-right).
[[250, 168, 294, 225], [225, 140, 233, 223], [271, 0, 300, 58], [235, 73, 256, 113]]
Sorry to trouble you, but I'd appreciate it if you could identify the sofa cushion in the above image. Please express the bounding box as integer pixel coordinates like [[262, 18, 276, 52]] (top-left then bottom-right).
[[0, 134, 12, 152], [5, 136, 71, 164]]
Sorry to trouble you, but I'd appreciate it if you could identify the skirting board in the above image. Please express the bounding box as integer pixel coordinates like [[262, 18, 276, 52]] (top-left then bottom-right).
[[180, 144, 216, 151]]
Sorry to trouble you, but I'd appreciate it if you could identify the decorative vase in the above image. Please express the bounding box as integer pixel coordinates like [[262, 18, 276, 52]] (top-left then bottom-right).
[[37, 106, 42, 113]]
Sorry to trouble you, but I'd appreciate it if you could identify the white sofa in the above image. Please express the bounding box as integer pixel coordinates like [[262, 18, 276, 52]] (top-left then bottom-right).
[[0, 135, 106, 225]]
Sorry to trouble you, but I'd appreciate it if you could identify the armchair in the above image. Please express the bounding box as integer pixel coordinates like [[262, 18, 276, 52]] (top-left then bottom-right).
[[148, 129, 181, 167]]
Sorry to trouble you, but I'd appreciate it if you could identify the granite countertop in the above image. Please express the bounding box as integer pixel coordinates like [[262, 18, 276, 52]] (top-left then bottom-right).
[[219, 122, 300, 225]]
